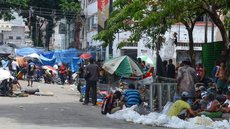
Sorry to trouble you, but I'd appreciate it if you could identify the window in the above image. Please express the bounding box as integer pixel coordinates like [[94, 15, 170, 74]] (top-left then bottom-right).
[[16, 36, 21, 40], [87, 15, 98, 31], [9, 36, 13, 39]]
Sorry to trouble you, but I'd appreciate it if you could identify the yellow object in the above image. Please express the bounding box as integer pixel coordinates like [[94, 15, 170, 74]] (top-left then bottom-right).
[[167, 100, 190, 117], [97, 101, 103, 107]]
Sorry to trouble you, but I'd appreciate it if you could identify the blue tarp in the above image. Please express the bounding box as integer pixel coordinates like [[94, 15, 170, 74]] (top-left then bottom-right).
[[16, 47, 82, 72], [54, 48, 79, 72], [40, 54, 56, 66], [16, 47, 43, 56], [41, 51, 54, 59], [72, 57, 83, 72]]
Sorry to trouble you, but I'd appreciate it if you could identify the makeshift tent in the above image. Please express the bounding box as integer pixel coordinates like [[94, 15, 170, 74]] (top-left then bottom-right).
[[72, 57, 83, 72], [24, 53, 40, 60], [40, 54, 56, 66], [0, 44, 15, 56], [41, 51, 54, 59], [54, 48, 79, 71], [16, 57, 27, 66], [16, 47, 43, 56]]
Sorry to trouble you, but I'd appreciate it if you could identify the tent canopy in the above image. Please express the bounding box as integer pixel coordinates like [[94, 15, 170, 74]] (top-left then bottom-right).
[[16, 47, 43, 56], [0, 44, 14, 55]]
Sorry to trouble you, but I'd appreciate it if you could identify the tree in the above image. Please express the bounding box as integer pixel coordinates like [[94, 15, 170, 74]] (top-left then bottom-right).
[[23, 0, 80, 49], [60, 0, 81, 49], [0, 0, 28, 20], [163, 0, 204, 66], [197, 0, 230, 61], [95, 0, 204, 66], [95, 0, 171, 51]]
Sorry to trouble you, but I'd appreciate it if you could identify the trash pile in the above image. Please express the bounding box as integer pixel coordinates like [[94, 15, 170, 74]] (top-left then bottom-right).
[[107, 106, 230, 129]]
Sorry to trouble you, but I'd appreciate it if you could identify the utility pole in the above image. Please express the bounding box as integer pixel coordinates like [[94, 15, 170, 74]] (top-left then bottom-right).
[[204, 14, 208, 43]]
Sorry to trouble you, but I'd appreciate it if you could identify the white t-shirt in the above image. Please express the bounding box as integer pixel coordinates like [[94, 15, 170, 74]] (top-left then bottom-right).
[[224, 99, 230, 108], [11, 61, 18, 71], [53, 64, 58, 70]]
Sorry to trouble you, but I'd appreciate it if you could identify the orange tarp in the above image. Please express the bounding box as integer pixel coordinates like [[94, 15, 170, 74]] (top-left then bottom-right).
[[16, 57, 27, 67]]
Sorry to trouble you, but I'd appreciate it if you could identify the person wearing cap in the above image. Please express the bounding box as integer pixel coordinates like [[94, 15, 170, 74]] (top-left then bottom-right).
[[167, 91, 197, 119]]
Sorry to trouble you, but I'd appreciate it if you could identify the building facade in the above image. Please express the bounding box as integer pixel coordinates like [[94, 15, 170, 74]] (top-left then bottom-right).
[[50, 19, 75, 50], [80, 0, 222, 64], [0, 13, 31, 46]]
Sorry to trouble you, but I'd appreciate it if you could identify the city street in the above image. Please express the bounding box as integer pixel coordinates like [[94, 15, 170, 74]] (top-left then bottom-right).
[[0, 80, 166, 129]]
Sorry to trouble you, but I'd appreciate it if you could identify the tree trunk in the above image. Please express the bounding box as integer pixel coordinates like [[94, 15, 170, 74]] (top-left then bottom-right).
[[208, 11, 229, 62], [74, 19, 82, 49], [187, 29, 195, 67], [207, 10, 229, 46]]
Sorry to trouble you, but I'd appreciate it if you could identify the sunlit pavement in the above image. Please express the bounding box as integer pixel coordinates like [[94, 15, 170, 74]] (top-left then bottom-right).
[[0, 80, 166, 129]]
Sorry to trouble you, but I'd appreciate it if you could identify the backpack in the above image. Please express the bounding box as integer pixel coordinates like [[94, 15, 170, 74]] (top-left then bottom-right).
[[101, 94, 114, 115], [29, 64, 35, 72]]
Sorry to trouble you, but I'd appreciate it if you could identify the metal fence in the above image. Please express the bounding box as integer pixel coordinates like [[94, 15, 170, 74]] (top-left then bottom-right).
[[148, 76, 177, 111]]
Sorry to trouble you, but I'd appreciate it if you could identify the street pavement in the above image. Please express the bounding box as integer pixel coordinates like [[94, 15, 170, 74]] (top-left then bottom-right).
[[0, 80, 167, 129]]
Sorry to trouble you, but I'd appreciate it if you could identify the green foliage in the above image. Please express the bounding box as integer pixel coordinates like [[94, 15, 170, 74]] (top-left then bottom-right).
[[224, 17, 230, 31], [0, 0, 28, 20], [60, 0, 80, 13], [95, 0, 205, 50], [95, 0, 172, 49]]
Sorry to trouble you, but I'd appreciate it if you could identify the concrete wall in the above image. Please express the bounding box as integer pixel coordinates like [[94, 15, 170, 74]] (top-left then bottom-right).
[[3, 26, 25, 45], [51, 19, 75, 50]]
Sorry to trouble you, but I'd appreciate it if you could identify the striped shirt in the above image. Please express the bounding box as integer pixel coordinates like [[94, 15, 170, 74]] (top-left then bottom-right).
[[123, 89, 141, 108]]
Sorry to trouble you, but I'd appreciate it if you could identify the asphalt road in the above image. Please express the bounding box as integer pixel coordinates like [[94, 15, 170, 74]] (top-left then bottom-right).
[[0, 80, 167, 129]]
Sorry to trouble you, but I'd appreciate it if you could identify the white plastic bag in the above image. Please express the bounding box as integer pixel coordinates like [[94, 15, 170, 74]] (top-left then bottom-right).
[[139, 76, 153, 85], [161, 101, 173, 114]]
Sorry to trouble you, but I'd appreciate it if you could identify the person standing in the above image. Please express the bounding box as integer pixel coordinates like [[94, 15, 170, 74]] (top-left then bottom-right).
[[11, 59, 18, 78], [83, 58, 99, 106], [175, 60, 198, 104], [167, 59, 175, 78], [59, 63, 67, 85], [27, 60, 35, 87]]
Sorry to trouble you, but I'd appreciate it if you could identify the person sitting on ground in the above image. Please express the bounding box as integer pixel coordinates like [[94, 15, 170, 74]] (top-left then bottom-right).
[[215, 89, 226, 104], [221, 91, 230, 113], [101, 90, 123, 114], [191, 88, 202, 111], [122, 83, 142, 108], [44, 70, 54, 84], [215, 61, 228, 93], [198, 93, 222, 118], [12, 78, 21, 91], [167, 91, 197, 119]]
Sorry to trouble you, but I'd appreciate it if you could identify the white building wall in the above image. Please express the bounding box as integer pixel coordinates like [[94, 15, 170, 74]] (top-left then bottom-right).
[[3, 26, 25, 44], [85, 1, 99, 48], [87, 1, 97, 16], [160, 23, 219, 62], [52, 20, 65, 50], [87, 31, 101, 46], [52, 19, 75, 50], [168, 24, 218, 43], [0, 12, 28, 46]]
